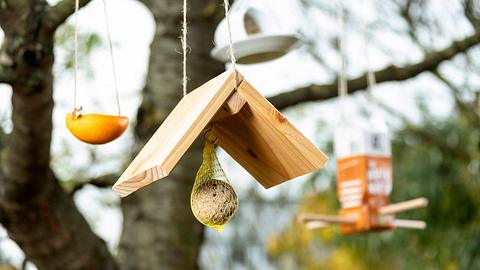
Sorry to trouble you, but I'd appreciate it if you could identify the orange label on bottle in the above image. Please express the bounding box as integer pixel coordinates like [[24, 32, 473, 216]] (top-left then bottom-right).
[[337, 155, 394, 233]]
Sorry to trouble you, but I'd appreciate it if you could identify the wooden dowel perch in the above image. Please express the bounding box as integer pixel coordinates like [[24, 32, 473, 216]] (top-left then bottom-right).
[[379, 197, 429, 215], [305, 221, 332, 230], [393, 219, 427, 230], [298, 214, 355, 224]]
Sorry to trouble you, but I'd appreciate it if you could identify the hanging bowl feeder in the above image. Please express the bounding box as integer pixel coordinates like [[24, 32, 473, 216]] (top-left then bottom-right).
[[211, 4, 300, 64], [66, 0, 128, 145], [66, 113, 128, 145]]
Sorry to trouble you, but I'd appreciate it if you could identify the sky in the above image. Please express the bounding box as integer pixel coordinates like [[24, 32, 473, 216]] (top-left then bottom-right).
[[0, 0, 468, 268]]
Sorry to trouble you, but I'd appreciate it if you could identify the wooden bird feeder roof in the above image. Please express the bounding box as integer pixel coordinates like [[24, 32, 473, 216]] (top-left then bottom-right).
[[113, 70, 328, 197]]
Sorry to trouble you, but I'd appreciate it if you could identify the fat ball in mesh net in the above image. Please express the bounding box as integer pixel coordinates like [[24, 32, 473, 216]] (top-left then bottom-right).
[[191, 139, 238, 233]]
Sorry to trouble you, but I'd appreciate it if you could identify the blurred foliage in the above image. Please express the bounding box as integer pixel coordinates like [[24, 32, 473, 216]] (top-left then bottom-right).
[[0, 265, 17, 270], [267, 105, 480, 269], [54, 23, 102, 79]]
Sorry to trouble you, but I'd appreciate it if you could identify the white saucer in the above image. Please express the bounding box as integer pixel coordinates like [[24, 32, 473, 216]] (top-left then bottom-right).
[[211, 34, 300, 65]]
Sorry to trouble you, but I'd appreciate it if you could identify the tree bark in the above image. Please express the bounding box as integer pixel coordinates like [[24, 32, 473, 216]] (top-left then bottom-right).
[[117, 1, 223, 269]]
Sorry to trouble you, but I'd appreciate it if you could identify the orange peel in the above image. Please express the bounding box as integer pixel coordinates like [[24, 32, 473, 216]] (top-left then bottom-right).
[[66, 113, 128, 145]]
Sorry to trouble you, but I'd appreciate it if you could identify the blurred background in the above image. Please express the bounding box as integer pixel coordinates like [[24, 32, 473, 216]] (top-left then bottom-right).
[[0, 0, 479, 269]]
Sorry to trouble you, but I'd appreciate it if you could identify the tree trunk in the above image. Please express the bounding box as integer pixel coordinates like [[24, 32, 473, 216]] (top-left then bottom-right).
[[117, 1, 223, 269], [0, 1, 118, 269]]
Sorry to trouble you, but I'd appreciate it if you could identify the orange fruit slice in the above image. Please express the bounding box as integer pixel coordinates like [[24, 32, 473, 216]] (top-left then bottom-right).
[[66, 113, 128, 145]]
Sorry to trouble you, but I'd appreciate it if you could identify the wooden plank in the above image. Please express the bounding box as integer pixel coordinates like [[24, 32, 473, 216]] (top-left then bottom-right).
[[393, 219, 426, 230], [213, 80, 328, 188], [305, 221, 333, 230], [379, 197, 428, 215], [113, 70, 242, 197]]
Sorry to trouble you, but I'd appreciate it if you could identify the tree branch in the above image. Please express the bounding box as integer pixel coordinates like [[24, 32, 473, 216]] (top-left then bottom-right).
[[433, 70, 480, 128], [45, 0, 94, 31], [464, 0, 480, 31], [0, 0, 29, 33], [63, 173, 118, 195], [398, 0, 426, 50], [269, 31, 480, 110]]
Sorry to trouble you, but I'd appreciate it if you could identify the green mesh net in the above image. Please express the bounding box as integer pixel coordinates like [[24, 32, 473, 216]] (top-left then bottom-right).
[[190, 140, 238, 233]]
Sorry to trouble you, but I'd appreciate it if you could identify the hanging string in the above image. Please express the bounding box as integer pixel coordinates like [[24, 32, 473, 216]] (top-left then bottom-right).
[[73, 0, 122, 116], [360, 1, 375, 242], [222, 0, 238, 89], [361, 0, 379, 112], [101, 0, 121, 116], [181, 0, 188, 96], [337, 0, 348, 103], [73, 0, 80, 114]]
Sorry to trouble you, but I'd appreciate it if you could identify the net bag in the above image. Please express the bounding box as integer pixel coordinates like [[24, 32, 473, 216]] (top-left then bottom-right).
[[191, 140, 238, 233]]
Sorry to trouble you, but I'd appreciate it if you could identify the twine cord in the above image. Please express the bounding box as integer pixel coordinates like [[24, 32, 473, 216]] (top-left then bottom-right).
[[101, 0, 121, 116], [181, 0, 188, 96], [223, 0, 238, 88], [361, 0, 379, 113], [337, 0, 347, 104], [73, 0, 80, 113]]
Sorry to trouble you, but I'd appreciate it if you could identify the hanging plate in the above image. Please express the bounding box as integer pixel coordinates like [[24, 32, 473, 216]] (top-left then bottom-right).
[[211, 34, 300, 64]]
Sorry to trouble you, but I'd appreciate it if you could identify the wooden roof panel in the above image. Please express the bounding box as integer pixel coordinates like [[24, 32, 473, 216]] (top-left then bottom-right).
[[113, 70, 241, 196]]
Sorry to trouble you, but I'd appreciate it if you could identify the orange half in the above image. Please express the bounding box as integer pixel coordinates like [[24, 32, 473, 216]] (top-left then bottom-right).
[[66, 113, 128, 145]]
